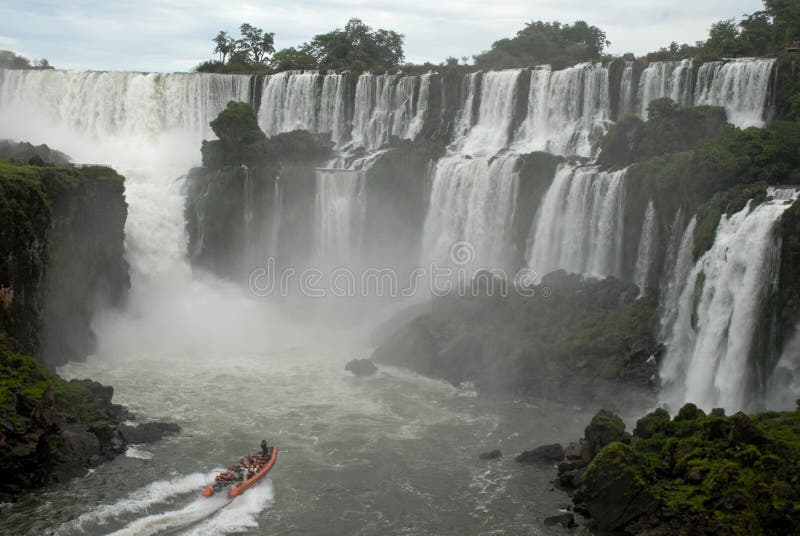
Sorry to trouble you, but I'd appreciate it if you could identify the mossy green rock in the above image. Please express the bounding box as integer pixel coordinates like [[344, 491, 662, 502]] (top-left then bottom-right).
[[572, 404, 800, 534], [585, 409, 630, 456], [579, 442, 660, 532]]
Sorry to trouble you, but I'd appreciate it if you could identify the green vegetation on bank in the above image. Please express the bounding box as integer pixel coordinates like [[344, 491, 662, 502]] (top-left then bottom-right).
[[197, 18, 404, 75], [578, 404, 800, 534], [473, 20, 608, 71], [193, 0, 798, 76], [645, 0, 800, 62], [0, 50, 52, 70]]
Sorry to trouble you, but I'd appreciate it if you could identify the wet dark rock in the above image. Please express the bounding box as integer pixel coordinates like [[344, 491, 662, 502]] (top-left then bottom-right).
[[345, 358, 378, 377], [479, 449, 502, 460], [118, 421, 181, 444], [515, 443, 564, 463], [558, 468, 585, 488], [544, 512, 576, 528]]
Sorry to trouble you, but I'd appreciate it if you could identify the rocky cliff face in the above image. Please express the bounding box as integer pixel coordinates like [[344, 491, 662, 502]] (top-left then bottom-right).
[[0, 146, 144, 500], [0, 156, 130, 367]]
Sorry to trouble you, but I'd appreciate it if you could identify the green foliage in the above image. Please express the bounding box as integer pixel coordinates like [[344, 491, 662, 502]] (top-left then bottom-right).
[[196, 22, 274, 73], [300, 18, 405, 73], [587, 404, 800, 534], [270, 47, 317, 72], [692, 183, 769, 260], [473, 20, 608, 70], [210, 101, 265, 148], [599, 100, 727, 167], [237, 23, 275, 65]]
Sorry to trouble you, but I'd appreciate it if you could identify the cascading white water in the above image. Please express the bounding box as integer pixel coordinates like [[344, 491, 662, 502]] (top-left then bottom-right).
[[257, 71, 348, 144], [456, 69, 522, 157], [0, 69, 251, 143], [513, 63, 611, 158], [453, 72, 480, 139], [766, 326, 800, 410], [660, 189, 798, 411], [0, 68, 296, 360], [526, 164, 627, 280], [618, 61, 635, 117], [637, 59, 694, 118], [349, 73, 428, 151], [406, 73, 432, 140], [633, 201, 658, 295], [270, 176, 283, 258], [421, 156, 520, 271], [314, 168, 367, 263], [658, 213, 696, 340], [694, 58, 777, 128]]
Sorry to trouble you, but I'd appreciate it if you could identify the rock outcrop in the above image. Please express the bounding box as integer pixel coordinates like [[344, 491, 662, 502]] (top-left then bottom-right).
[[345, 358, 378, 377], [0, 152, 129, 367], [372, 271, 662, 404], [0, 344, 179, 500]]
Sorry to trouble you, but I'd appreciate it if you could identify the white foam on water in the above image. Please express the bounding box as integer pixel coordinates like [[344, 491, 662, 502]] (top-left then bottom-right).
[[54, 472, 214, 534]]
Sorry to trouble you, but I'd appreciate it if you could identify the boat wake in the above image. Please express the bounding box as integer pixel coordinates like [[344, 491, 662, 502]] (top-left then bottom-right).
[[54, 472, 274, 535]]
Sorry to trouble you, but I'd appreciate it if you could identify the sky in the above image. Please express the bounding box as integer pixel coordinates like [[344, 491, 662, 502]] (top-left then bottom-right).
[[0, 0, 765, 72]]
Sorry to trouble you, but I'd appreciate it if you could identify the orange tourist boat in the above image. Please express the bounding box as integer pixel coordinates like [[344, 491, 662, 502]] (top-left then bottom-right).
[[203, 446, 277, 498]]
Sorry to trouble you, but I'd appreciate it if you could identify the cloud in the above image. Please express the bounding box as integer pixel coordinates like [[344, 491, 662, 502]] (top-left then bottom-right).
[[0, 0, 764, 72]]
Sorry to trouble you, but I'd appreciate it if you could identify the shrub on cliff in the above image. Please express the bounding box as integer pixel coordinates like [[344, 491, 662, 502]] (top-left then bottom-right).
[[598, 99, 727, 167]]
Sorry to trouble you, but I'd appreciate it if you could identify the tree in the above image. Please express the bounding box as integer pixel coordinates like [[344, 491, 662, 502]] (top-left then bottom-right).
[[473, 20, 608, 70], [302, 18, 405, 72], [270, 47, 317, 71], [703, 19, 746, 57], [238, 23, 275, 65], [213, 31, 234, 63], [0, 50, 32, 69]]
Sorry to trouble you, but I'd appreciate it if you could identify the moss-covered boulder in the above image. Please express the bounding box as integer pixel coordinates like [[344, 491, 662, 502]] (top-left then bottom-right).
[[579, 442, 660, 532], [584, 409, 630, 457]]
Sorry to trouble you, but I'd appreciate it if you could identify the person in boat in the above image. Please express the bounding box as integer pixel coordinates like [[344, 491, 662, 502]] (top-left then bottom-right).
[[261, 439, 269, 457]]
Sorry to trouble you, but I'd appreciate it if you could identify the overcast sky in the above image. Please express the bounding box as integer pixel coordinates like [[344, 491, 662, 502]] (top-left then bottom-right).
[[0, 0, 764, 72]]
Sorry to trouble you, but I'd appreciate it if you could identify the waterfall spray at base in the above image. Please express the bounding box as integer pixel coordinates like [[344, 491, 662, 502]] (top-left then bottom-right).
[[660, 189, 799, 411]]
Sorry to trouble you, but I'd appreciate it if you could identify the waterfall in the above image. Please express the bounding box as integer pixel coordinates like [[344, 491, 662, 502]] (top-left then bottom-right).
[[618, 61, 635, 117], [526, 165, 627, 280], [694, 58, 777, 128], [453, 72, 480, 139], [421, 156, 520, 271], [637, 59, 693, 118], [658, 213, 696, 340], [633, 201, 658, 295], [0, 69, 253, 277], [257, 71, 348, 144], [513, 63, 611, 158], [349, 73, 428, 151], [0, 69, 251, 143], [406, 73, 432, 140], [314, 168, 367, 263], [270, 176, 283, 258], [456, 69, 522, 157], [660, 189, 799, 411], [766, 327, 800, 410]]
